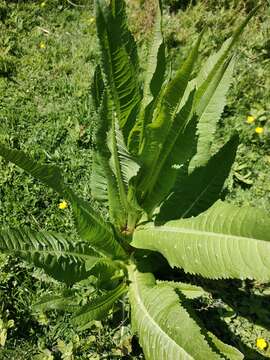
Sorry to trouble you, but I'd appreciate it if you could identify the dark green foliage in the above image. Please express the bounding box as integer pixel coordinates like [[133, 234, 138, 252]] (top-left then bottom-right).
[[157, 135, 239, 222], [0, 0, 270, 359]]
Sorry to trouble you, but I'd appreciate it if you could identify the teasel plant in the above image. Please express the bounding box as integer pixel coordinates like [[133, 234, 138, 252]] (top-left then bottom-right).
[[0, 1, 267, 359]]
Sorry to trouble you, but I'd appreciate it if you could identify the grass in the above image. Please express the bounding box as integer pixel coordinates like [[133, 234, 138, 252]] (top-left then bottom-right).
[[0, 0, 270, 358]]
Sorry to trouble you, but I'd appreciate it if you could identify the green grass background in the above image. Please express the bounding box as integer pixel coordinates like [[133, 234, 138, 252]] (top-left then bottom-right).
[[0, 0, 270, 358]]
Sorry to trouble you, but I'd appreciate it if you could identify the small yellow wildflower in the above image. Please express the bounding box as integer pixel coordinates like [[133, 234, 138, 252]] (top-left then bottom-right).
[[39, 42, 46, 49], [246, 115, 255, 124], [58, 200, 68, 210], [256, 338, 268, 351], [255, 127, 264, 134], [89, 17, 95, 24], [41, 1, 46, 7]]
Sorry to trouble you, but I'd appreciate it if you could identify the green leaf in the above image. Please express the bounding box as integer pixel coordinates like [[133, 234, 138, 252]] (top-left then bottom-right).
[[190, 57, 235, 170], [143, 0, 165, 104], [156, 281, 243, 359], [108, 116, 140, 218], [95, 0, 141, 132], [109, 120, 140, 191], [71, 282, 127, 330], [137, 33, 203, 198], [0, 144, 64, 194], [91, 65, 105, 111], [142, 90, 196, 214], [207, 332, 244, 360], [185, 7, 259, 172], [157, 135, 238, 222], [128, 0, 165, 154], [132, 200, 270, 281], [195, 38, 232, 89], [0, 228, 100, 285], [156, 281, 208, 299], [196, 5, 259, 91], [146, 114, 198, 217], [90, 258, 125, 289], [68, 191, 126, 259], [90, 89, 110, 204], [33, 291, 78, 312], [91, 150, 126, 228], [90, 92, 126, 227], [0, 143, 126, 259], [189, 8, 259, 170], [128, 265, 222, 359], [90, 152, 109, 203]]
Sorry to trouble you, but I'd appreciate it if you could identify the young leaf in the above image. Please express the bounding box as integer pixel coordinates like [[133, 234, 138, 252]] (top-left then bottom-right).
[[141, 0, 165, 108], [90, 86, 110, 204], [156, 134, 239, 222], [196, 5, 260, 89], [108, 116, 140, 219], [0, 228, 100, 285], [137, 33, 203, 198], [147, 118, 198, 217], [142, 90, 196, 214], [190, 57, 235, 170], [91, 151, 126, 228], [189, 7, 259, 170], [71, 282, 127, 330], [128, 0, 165, 154], [132, 200, 270, 281], [90, 91, 126, 227], [95, 0, 141, 133], [128, 265, 222, 359]]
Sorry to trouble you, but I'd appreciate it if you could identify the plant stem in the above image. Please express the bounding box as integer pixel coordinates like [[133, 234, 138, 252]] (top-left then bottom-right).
[[127, 212, 138, 233]]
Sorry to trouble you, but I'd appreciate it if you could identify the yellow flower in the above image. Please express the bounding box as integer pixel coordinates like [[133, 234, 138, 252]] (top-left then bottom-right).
[[246, 115, 255, 124], [41, 1, 46, 7], [58, 200, 68, 209], [85, 17, 95, 25], [256, 338, 268, 351], [255, 127, 264, 134], [39, 42, 46, 49]]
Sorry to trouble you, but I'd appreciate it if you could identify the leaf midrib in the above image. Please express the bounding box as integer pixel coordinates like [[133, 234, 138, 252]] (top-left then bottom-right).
[[0, 245, 99, 261], [145, 225, 269, 243], [130, 268, 192, 359], [111, 119, 129, 214]]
